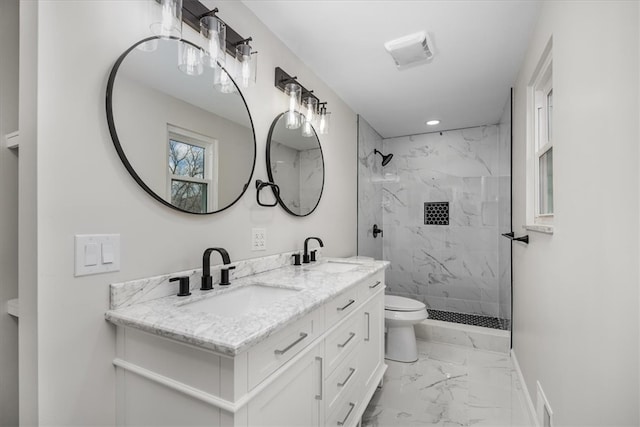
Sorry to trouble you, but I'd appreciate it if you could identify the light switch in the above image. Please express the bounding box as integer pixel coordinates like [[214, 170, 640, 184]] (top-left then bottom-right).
[[102, 243, 114, 264], [75, 234, 121, 276], [84, 243, 98, 266]]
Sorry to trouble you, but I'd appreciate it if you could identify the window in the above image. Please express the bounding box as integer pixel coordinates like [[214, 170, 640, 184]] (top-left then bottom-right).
[[167, 125, 218, 213], [526, 40, 553, 232]]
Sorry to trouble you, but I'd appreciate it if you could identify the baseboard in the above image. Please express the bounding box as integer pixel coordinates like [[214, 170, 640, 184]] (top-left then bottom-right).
[[511, 349, 538, 426]]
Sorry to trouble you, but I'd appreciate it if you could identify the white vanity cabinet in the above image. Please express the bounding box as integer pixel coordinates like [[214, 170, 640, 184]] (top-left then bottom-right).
[[247, 341, 323, 426], [113, 269, 386, 427]]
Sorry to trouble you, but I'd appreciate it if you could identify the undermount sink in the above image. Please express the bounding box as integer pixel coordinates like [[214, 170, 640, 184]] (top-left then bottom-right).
[[306, 260, 360, 273], [180, 285, 300, 318]]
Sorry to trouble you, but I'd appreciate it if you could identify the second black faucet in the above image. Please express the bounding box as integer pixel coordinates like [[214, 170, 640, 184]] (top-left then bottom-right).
[[303, 237, 324, 264], [202, 247, 236, 290]]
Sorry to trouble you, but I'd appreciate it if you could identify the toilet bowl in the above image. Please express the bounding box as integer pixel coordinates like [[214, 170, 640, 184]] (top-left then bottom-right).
[[384, 295, 429, 363]]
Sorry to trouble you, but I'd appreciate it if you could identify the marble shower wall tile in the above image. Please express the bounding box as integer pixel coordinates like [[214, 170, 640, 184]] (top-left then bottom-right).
[[383, 125, 507, 318], [358, 116, 384, 260]]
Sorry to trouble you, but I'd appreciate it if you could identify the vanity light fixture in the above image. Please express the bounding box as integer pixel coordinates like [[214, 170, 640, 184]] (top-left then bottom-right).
[[150, 0, 183, 39], [178, 42, 203, 76], [274, 67, 330, 137], [150, 1, 258, 87], [214, 68, 236, 93], [284, 82, 302, 129], [200, 10, 226, 69], [426, 119, 440, 126], [301, 96, 318, 138], [235, 38, 257, 88], [317, 103, 330, 135]]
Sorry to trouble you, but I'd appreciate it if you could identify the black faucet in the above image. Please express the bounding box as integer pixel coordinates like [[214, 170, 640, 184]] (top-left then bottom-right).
[[303, 237, 324, 264], [202, 247, 236, 290]]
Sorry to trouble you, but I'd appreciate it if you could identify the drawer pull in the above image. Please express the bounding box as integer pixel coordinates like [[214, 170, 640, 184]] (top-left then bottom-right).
[[365, 312, 370, 342], [337, 332, 356, 348], [337, 402, 356, 426], [369, 281, 381, 289], [274, 332, 308, 355], [337, 299, 355, 312], [337, 368, 356, 387], [315, 356, 323, 400]]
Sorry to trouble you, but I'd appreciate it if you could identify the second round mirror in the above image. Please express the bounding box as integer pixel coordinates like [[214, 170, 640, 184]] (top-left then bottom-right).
[[266, 112, 325, 216]]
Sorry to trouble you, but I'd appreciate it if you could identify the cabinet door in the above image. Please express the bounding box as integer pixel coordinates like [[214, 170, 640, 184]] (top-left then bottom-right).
[[247, 343, 322, 427], [361, 292, 384, 391]]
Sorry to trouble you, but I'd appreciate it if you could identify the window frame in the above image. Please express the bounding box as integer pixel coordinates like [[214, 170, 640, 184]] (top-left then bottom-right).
[[166, 124, 219, 213], [526, 40, 554, 232]]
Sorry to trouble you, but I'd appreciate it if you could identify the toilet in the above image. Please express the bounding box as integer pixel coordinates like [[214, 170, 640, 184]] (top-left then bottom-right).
[[384, 295, 429, 363]]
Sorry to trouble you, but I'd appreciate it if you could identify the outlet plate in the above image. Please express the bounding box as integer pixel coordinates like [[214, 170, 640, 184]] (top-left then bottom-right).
[[75, 234, 121, 276], [251, 228, 266, 251]]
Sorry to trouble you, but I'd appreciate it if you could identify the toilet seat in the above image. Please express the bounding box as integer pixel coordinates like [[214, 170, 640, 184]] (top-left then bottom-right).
[[385, 295, 426, 312]]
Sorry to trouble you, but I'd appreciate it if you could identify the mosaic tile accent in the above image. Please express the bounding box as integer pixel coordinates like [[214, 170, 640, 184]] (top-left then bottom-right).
[[424, 202, 449, 225], [428, 309, 510, 330]]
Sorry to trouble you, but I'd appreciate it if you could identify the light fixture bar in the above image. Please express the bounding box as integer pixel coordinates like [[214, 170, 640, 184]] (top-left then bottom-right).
[[182, 1, 250, 56], [274, 67, 321, 105]]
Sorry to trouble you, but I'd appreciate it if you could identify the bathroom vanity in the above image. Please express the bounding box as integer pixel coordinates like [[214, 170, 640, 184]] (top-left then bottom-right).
[[106, 256, 387, 426]]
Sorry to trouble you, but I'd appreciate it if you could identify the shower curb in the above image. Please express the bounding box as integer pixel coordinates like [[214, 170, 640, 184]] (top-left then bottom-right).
[[415, 318, 510, 354]]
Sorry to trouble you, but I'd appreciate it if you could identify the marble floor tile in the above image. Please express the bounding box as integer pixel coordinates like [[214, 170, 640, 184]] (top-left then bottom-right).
[[362, 340, 534, 427]]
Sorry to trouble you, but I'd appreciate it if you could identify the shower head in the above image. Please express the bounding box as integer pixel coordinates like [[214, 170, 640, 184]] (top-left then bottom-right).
[[374, 149, 394, 166]]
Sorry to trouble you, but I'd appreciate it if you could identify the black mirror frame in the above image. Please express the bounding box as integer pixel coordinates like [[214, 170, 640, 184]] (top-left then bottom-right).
[[105, 36, 257, 215], [265, 111, 325, 217]]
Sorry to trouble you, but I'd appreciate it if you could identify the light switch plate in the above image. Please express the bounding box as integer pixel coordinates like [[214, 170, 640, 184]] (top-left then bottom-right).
[[75, 234, 121, 276], [251, 228, 266, 251]]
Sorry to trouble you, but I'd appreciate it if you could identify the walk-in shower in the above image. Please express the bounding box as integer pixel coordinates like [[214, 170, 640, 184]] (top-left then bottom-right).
[[357, 94, 512, 332]]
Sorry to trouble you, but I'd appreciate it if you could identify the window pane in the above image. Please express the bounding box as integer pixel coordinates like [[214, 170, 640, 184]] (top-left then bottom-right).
[[539, 148, 553, 214], [171, 179, 207, 213], [169, 140, 205, 178]]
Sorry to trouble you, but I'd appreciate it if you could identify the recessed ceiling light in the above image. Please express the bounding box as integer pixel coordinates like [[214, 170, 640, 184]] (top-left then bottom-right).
[[426, 120, 440, 126]]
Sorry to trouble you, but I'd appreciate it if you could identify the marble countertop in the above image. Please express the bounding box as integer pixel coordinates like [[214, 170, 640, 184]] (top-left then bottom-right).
[[105, 258, 388, 356]]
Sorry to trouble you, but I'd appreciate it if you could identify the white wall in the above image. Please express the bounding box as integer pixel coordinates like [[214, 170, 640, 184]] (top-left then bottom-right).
[[0, 0, 19, 425], [19, 0, 39, 424], [511, 1, 639, 425], [24, 0, 358, 424]]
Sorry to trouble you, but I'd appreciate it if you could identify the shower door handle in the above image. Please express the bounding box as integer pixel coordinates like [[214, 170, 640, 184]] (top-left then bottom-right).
[[372, 224, 383, 238]]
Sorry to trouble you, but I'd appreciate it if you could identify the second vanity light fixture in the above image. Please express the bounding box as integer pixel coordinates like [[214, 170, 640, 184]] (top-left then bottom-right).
[[149, 0, 258, 91], [275, 67, 331, 136]]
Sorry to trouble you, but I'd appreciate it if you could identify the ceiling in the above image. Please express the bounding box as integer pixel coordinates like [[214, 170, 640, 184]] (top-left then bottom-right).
[[242, 0, 541, 138]]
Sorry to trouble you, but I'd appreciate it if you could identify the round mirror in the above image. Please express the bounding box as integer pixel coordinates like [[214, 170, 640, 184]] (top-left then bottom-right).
[[106, 37, 256, 214], [266, 112, 325, 216]]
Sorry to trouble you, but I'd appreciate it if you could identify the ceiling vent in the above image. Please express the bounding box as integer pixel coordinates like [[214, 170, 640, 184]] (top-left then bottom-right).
[[384, 31, 434, 70]]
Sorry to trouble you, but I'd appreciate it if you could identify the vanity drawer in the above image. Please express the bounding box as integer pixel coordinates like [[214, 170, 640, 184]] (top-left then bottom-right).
[[324, 312, 362, 377], [325, 285, 360, 328], [247, 308, 322, 390], [326, 385, 362, 427], [324, 341, 361, 415], [358, 271, 384, 300]]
